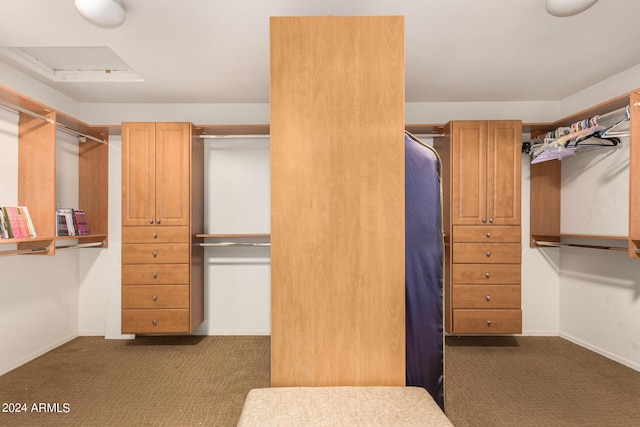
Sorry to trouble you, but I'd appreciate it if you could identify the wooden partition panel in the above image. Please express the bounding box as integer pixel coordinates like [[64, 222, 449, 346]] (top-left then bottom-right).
[[529, 160, 561, 245], [18, 112, 56, 248], [629, 91, 640, 257], [270, 16, 405, 386]]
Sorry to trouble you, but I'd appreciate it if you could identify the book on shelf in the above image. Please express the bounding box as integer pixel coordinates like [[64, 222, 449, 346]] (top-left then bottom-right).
[[0, 206, 37, 239], [56, 208, 90, 237]]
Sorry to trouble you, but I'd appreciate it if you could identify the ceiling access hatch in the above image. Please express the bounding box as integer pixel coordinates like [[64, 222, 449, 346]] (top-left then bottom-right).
[[1, 46, 143, 82]]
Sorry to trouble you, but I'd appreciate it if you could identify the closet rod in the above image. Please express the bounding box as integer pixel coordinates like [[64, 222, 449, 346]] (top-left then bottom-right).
[[198, 133, 446, 140], [56, 123, 106, 144], [533, 239, 628, 252], [197, 134, 270, 139], [55, 241, 106, 250], [0, 246, 51, 257], [197, 242, 271, 247], [0, 99, 106, 144], [0, 99, 54, 123]]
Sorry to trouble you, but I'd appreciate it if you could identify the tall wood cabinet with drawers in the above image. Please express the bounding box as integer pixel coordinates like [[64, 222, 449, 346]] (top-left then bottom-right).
[[435, 120, 522, 334], [121, 122, 204, 334]]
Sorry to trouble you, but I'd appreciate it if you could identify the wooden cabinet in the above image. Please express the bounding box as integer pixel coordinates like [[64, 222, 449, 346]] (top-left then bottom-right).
[[122, 122, 190, 227], [436, 120, 522, 335], [121, 122, 204, 335]]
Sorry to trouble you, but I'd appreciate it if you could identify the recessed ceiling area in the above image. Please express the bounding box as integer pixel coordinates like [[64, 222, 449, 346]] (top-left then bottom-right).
[[1, 46, 142, 82], [0, 0, 639, 104]]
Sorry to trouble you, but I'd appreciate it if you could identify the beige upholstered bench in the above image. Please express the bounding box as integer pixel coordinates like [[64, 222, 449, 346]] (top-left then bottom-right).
[[237, 386, 453, 426]]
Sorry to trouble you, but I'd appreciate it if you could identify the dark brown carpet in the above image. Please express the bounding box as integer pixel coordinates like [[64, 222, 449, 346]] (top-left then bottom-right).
[[1, 335, 639, 426], [0, 336, 270, 427], [445, 336, 640, 426]]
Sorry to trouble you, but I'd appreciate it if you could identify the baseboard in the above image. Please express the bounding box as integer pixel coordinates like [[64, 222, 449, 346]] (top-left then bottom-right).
[[78, 329, 105, 336], [560, 332, 640, 372], [521, 330, 560, 336], [0, 333, 78, 376]]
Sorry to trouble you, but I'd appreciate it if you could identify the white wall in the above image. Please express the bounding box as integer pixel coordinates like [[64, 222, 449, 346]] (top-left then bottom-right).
[[0, 107, 80, 375]]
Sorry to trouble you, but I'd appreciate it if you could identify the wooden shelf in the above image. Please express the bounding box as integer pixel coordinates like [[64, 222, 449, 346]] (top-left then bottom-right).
[[532, 233, 628, 241]]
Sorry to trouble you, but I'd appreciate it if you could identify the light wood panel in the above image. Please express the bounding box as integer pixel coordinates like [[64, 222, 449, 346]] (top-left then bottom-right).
[[121, 244, 190, 264], [18, 112, 56, 253], [452, 121, 487, 225], [629, 92, 640, 257], [452, 264, 521, 285], [270, 16, 405, 387], [122, 285, 190, 309], [79, 138, 109, 245], [156, 123, 190, 226], [122, 309, 190, 334], [122, 123, 155, 227], [453, 285, 521, 309], [453, 226, 520, 243], [452, 309, 522, 334], [122, 264, 190, 285], [530, 160, 561, 246], [453, 243, 522, 264], [487, 121, 521, 225], [122, 226, 190, 243]]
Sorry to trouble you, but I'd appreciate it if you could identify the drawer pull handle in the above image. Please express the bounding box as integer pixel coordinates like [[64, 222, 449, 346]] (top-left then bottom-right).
[[148, 218, 153, 224], [486, 295, 491, 301], [152, 233, 158, 238], [156, 218, 161, 224], [486, 251, 491, 257], [152, 251, 157, 257], [152, 319, 157, 326], [152, 272, 157, 279], [489, 217, 494, 223], [486, 320, 492, 326], [485, 272, 491, 278], [152, 295, 157, 301], [482, 217, 487, 223], [486, 232, 491, 238]]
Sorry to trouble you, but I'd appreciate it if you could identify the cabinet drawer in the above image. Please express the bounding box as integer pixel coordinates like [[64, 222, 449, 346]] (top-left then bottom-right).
[[122, 285, 189, 309], [453, 226, 520, 243], [453, 243, 521, 264], [122, 264, 189, 285], [453, 309, 521, 334], [122, 243, 190, 264], [122, 226, 190, 244], [453, 285, 520, 309], [452, 264, 520, 284], [122, 309, 191, 334]]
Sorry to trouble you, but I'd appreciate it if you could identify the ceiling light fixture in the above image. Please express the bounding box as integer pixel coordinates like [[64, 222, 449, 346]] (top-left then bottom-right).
[[74, 0, 126, 28], [545, 0, 598, 17]]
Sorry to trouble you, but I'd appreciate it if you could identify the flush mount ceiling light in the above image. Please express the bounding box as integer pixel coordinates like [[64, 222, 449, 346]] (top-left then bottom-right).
[[75, 0, 126, 28], [546, 0, 598, 17]]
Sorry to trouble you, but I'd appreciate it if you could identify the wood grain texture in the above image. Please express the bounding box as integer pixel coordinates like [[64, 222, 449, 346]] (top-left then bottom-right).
[[121, 309, 190, 334], [122, 264, 190, 285], [452, 264, 521, 285], [453, 285, 521, 309], [452, 226, 520, 243], [452, 309, 522, 334], [79, 138, 109, 245], [122, 122, 155, 227], [122, 285, 190, 309], [487, 121, 521, 225], [451, 121, 487, 225], [122, 226, 190, 243], [18, 112, 56, 253], [156, 123, 190, 226], [121, 243, 190, 264], [270, 16, 405, 387], [529, 159, 561, 246], [629, 92, 640, 257], [453, 243, 522, 264]]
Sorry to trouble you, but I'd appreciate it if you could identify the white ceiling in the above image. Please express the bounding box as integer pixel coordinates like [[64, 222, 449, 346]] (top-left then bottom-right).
[[1, 0, 639, 104]]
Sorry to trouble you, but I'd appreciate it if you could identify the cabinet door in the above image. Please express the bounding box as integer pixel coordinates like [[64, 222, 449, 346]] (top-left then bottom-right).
[[155, 123, 190, 226], [122, 123, 156, 227], [452, 121, 487, 225], [487, 121, 521, 225]]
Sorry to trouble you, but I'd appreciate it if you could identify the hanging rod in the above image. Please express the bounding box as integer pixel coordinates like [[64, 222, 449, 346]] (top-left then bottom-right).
[[56, 123, 106, 144], [0, 246, 51, 257], [197, 134, 270, 139], [55, 241, 106, 250], [197, 242, 270, 247], [533, 239, 628, 252], [0, 98, 106, 144], [0, 99, 54, 123]]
